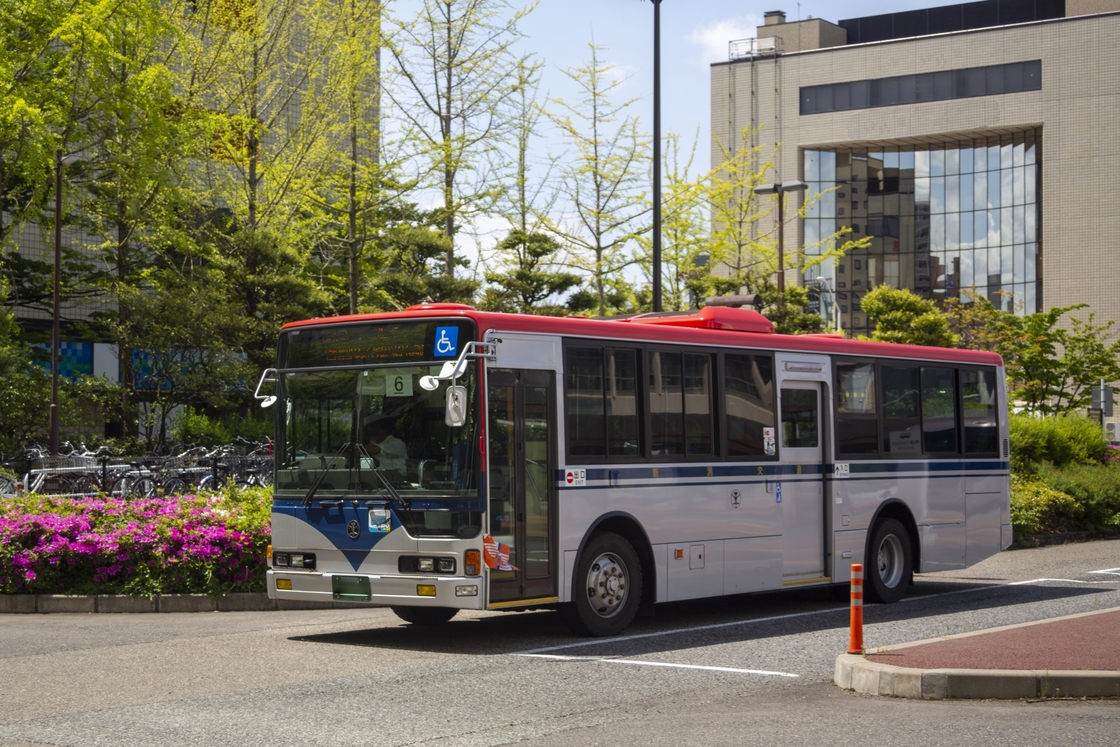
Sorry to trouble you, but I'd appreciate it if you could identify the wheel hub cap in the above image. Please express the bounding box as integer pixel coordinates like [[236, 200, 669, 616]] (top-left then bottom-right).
[[586, 553, 628, 618]]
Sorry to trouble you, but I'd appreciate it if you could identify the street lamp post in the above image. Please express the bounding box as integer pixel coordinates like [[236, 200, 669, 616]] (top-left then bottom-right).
[[49, 149, 63, 457], [650, 0, 663, 312], [753, 180, 808, 306]]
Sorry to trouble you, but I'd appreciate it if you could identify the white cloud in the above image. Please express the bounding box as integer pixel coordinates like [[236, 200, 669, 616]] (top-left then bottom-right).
[[686, 15, 764, 65]]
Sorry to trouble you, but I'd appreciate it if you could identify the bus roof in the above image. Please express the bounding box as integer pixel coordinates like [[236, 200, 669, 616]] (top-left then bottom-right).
[[280, 303, 1004, 367]]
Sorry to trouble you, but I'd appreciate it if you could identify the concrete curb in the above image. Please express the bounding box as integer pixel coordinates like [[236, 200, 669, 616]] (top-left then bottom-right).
[[834, 654, 1120, 699], [835, 606, 1120, 699], [0, 594, 382, 614]]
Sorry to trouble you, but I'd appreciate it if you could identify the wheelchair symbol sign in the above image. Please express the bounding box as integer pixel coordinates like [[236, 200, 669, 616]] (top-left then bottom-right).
[[434, 326, 458, 357]]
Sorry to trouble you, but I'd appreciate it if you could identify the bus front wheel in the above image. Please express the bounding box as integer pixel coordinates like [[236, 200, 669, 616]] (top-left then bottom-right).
[[564, 532, 643, 637], [866, 519, 913, 604], [391, 606, 458, 626]]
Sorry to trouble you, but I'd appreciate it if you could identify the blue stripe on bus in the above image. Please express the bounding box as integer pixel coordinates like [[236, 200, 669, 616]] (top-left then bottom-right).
[[556, 460, 1008, 485]]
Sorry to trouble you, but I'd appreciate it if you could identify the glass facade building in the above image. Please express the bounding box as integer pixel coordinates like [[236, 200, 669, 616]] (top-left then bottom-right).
[[803, 131, 1039, 333]]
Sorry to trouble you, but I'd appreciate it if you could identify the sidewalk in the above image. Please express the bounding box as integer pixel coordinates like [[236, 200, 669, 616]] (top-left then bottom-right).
[[835, 607, 1120, 700]]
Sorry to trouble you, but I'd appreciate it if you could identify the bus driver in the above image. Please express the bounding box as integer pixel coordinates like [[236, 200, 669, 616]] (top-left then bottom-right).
[[364, 417, 407, 475]]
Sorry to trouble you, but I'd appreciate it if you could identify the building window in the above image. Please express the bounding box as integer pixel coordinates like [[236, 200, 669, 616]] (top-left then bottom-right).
[[803, 131, 1040, 333], [800, 60, 1041, 115]]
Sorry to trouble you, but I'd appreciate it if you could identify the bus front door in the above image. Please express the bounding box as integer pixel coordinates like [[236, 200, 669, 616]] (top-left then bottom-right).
[[486, 369, 558, 605], [777, 374, 828, 585]]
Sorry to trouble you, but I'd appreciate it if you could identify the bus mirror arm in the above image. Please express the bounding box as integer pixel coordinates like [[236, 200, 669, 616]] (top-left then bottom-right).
[[419, 342, 499, 427], [254, 368, 278, 408]]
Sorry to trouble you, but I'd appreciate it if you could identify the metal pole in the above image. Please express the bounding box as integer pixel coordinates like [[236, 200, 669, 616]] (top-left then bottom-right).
[[651, 0, 662, 312], [775, 188, 785, 307], [50, 149, 62, 457]]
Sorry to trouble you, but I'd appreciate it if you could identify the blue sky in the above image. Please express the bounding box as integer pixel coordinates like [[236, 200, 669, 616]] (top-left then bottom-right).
[[514, 0, 937, 171], [391, 1, 940, 263]]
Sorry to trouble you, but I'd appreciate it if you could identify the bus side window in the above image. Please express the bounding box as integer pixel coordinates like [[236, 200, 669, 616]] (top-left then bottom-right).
[[921, 367, 959, 454], [724, 353, 775, 458], [606, 348, 640, 457], [835, 361, 879, 455], [881, 365, 922, 456], [565, 347, 606, 457], [961, 368, 999, 454]]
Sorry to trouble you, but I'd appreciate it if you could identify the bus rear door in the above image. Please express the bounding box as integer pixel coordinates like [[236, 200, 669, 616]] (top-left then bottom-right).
[[775, 354, 831, 586]]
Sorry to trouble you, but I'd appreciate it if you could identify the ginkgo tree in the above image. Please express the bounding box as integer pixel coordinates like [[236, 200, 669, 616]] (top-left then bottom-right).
[[549, 43, 650, 317]]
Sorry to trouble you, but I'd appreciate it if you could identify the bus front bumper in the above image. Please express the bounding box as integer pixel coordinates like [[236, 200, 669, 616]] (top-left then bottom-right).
[[266, 569, 487, 609]]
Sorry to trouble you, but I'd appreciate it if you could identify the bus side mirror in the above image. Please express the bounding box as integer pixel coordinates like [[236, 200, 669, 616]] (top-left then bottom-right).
[[445, 385, 468, 427]]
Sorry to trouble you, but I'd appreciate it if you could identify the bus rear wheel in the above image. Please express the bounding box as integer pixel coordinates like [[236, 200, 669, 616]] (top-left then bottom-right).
[[564, 532, 643, 637], [866, 518, 913, 604], [390, 606, 458, 626]]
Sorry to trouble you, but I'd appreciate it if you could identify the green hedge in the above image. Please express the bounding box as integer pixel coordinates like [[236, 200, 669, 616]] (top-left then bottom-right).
[[1009, 477, 1084, 542], [1008, 413, 1108, 474], [1036, 463, 1120, 531]]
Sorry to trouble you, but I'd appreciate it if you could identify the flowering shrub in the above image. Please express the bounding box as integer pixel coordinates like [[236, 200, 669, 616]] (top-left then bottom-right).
[[0, 487, 271, 596]]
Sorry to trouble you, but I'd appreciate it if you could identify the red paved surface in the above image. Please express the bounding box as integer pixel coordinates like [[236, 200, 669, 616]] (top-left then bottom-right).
[[866, 609, 1120, 671]]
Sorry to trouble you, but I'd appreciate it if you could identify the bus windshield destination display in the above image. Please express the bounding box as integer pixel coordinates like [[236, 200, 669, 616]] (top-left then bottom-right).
[[281, 320, 474, 368]]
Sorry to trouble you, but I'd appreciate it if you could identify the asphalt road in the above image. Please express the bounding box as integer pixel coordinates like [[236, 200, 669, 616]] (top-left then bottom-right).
[[2, 540, 1118, 747]]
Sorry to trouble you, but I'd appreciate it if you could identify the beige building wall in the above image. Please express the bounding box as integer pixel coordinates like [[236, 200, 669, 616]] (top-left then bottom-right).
[[711, 10, 1120, 328]]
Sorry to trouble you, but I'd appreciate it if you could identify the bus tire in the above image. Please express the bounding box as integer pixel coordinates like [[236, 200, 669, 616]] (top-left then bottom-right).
[[390, 606, 458, 626], [564, 532, 643, 637], [866, 518, 912, 604]]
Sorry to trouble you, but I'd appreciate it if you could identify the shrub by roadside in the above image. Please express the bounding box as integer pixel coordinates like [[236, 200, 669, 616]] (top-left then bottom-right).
[[1009, 412, 1108, 474], [0, 487, 270, 596], [1009, 477, 1084, 543], [1036, 463, 1120, 531]]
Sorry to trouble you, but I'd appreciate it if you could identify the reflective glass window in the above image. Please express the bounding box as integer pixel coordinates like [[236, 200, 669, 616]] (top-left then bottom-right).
[[724, 354, 776, 458], [606, 349, 639, 457], [881, 365, 922, 456], [648, 350, 683, 456], [961, 369, 998, 454], [836, 362, 879, 455], [921, 367, 958, 454]]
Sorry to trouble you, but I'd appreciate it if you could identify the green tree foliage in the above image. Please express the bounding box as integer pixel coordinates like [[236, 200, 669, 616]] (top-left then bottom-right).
[[1010, 306, 1120, 414], [639, 131, 716, 311], [375, 225, 479, 309], [209, 228, 335, 371], [860, 285, 960, 347], [388, 0, 534, 275], [480, 230, 583, 315], [946, 294, 1120, 414], [0, 286, 51, 458], [549, 43, 650, 317], [704, 128, 868, 325]]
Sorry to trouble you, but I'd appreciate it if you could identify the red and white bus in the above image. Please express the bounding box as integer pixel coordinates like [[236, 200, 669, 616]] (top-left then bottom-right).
[[259, 303, 1010, 635]]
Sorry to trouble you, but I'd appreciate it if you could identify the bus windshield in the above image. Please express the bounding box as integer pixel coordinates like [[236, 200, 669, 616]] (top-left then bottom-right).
[[275, 364, 478, 500]]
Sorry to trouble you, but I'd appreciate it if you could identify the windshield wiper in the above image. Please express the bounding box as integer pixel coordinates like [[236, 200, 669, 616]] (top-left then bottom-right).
[[301, 443, 351, 507], [357, 445, 410, 510]]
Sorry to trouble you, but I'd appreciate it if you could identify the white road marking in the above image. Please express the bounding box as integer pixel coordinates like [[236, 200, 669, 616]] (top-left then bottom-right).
[[509, 575, 1119, 657], [1007, 577, 1118, 585], [511, 607, 842, 655], [516, 653, 799, 678], [1089, 568, 1120, 576]]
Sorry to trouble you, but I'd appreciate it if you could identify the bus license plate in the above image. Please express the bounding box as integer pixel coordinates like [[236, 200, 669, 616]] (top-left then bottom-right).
[[332, 575, 371, 602]]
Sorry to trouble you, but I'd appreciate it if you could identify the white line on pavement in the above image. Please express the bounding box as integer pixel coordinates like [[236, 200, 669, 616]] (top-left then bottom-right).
[[1088, 568, 1120, 576], [515, 653, 799, 677], [508, 575, 1118, 657], [510, 607, 843, 655]]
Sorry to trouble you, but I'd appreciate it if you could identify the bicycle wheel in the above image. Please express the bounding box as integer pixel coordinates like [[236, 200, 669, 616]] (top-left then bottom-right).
[[160, 477, 190, 496], [108, 475, 131, 497], [0, 474, 17, 497], [70, 473, 102, 496], [129, 475, 157, 498]]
